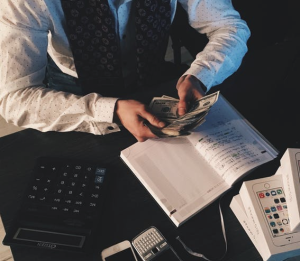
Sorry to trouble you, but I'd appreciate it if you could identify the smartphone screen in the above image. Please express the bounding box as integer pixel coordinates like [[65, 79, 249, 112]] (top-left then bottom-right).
[[105, 248, 137, 261], [256, 186, 290, 237]]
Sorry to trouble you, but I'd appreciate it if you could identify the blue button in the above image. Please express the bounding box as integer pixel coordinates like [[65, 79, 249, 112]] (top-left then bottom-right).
[[95, 176, 105, 184], [95, 168, 106, 176]]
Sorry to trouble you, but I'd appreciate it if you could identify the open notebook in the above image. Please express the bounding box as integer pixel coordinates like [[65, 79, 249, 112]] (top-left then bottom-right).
[[120, 95, 278, 226]]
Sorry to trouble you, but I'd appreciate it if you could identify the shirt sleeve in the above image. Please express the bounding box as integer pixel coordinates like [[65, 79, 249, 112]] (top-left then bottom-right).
[[178, 0, 251, 91], [0, 1, 120, 135]]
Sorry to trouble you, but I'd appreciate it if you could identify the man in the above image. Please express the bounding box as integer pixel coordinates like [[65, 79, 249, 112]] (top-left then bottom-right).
[[0, 0, 250, 142]]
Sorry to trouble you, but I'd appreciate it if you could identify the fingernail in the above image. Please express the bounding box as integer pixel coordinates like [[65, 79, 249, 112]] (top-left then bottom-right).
[[158, 122, 165, 128], [178, 108, 186, 116]]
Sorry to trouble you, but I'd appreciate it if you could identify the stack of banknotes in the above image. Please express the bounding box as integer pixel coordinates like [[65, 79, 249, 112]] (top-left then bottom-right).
[[145, 91, 220, 137]]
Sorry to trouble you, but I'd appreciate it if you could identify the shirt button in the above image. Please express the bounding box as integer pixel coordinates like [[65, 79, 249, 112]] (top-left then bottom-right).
[[107, 126, 114, 130]]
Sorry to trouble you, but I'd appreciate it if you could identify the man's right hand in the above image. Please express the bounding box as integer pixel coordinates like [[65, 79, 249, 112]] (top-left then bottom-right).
[[114, 99, 165, 142]]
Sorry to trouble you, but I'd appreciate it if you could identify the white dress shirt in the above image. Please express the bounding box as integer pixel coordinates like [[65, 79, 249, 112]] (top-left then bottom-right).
[[0, 0, 250, 135]]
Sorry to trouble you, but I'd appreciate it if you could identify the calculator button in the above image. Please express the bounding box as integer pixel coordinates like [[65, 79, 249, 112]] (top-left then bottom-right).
[[61, 171, 70, 178], [72, 208, 81, 215], [40, 186, 51, 194], [30, 185, 38, 192], [79, 183, 88, 190], [84, 166, 94, 175], [89, 193, 100, 199], [95, 168, 106, 176], [65, 189, 75, 196], [50, 206, 59, 212], [68, 181, 77, 188], [91, 184, 101, 191], [82, 174, 90, 182], [71, 173, 80, 179], [27, 194, 36, 200], [37, 164, 47, 173], [74, 200, 84, 206], [52, 197, 62, 203], [64, 199, 73, 205], [45, 165, 60, 176], [87, 202, 97, 208], [34, 177, 42, 183], [55, 188, 64, 195], [44, 178, 53, 185], [38, 196, 47, 202], [60, 206, 71, 213], [57, 179, 67, 187], [94, 176, 105, 184]]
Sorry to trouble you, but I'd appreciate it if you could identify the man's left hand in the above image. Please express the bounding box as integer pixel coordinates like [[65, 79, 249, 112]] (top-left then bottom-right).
[[176, 74, 206, 116]]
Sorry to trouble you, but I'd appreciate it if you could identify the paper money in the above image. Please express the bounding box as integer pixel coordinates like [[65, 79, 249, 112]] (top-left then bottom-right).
[[149, 99, 179, 120], [187, 92, 219, 112], [148, 91, 219, 137]]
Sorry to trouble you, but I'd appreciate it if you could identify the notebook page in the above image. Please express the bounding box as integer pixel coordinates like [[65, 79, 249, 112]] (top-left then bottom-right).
[[121, 138, 229, 221], [187, 95, 277, 186]]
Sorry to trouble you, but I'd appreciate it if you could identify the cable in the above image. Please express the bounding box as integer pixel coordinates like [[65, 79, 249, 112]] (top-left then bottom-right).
[[176, 194, 228, 261]]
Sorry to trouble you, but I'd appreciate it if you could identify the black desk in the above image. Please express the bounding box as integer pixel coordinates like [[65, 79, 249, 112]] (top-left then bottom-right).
[[1, 38, 300, 261]]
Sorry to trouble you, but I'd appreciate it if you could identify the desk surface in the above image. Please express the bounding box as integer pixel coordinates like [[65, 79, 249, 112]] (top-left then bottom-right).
[[1, 38, 300, 261]]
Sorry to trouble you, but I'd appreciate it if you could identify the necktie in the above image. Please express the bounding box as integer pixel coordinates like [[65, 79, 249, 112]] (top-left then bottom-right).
[[135, 0, 172, 87]]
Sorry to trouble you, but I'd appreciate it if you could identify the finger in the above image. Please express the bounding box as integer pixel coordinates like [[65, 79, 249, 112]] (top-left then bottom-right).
[[134, 120, 158, 142], [141, 111, 165, 129], [193, 90, 205, 100], [135, 136, 147, 142]]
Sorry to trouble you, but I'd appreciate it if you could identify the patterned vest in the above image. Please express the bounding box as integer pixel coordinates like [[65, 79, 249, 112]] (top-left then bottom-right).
[[61, 0, 171, 97]]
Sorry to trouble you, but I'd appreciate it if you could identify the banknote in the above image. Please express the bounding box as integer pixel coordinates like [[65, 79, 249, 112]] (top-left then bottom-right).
[[147, 91, 219, 137], [149, 99, 179, 120], [187, 92, 219, 112]]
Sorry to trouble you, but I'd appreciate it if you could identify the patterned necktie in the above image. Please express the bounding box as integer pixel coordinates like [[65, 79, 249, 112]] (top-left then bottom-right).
[[135, 0, 171, 87], [61, 0, 171, 97]]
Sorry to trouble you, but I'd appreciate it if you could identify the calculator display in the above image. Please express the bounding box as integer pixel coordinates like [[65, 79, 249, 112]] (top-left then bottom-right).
[[14, 228, 85, 247]]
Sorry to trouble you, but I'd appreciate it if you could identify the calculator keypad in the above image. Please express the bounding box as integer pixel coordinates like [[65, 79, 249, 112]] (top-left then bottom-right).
[[23, 158, 107, 225]]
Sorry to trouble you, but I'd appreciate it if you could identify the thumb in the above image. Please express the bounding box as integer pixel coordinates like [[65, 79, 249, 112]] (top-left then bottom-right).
[[142, 111, 165, 129], [177, 98, 188, 116]]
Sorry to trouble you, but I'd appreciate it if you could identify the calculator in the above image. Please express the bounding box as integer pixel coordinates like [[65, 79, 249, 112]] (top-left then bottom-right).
[[132, 226, 182, 261], [3, 157, 110, 253]]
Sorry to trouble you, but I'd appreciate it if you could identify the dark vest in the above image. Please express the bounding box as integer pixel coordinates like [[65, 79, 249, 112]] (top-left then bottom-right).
[[61, 0, 171, 97]]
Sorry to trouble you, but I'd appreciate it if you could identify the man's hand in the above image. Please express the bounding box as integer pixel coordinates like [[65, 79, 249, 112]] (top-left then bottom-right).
[[176, 74, 206, 116], [115, 99, 165, 142]]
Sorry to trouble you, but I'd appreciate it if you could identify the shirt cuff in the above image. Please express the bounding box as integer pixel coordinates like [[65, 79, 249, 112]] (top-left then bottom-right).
[[93, 97, 119, 123], [92, 96, 121, 134]]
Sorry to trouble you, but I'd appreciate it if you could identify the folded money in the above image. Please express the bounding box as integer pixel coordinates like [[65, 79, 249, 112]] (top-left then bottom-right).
[[147, 91, 219, 137]]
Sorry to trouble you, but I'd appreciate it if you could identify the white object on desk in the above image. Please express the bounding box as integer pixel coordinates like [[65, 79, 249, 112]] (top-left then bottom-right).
[[280, 148, 300, 232], [238, 175, 300, 261]]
